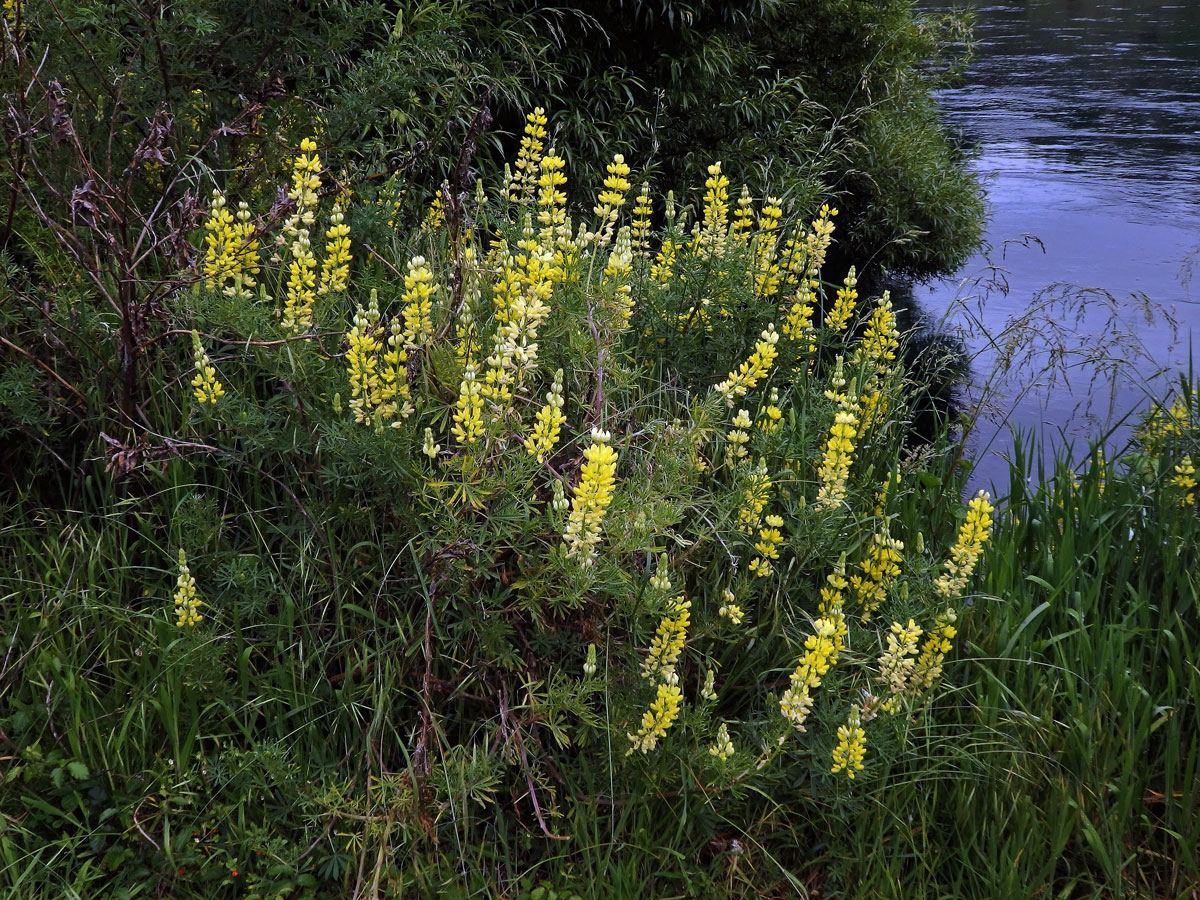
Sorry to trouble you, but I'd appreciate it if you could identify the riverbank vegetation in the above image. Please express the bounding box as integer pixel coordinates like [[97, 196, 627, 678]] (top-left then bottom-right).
[[1, 2, 1196, 899]]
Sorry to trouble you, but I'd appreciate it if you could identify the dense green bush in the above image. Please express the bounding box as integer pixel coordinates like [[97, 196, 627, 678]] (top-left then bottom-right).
[[0, 130, 995, 898]]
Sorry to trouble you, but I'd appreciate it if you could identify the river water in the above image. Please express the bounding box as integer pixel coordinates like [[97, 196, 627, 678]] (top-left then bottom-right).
[[918, 0, 1200, 493]]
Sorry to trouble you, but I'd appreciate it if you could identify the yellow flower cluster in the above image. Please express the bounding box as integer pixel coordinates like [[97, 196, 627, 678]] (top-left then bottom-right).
[[536, 150, 568, 244], [818, 555, 849, 657], [739, 461, 772, 529], [631, 182, 653, 255], [830, 708, 866, 778], [779, 616, 839, 731], [714, 324, 779, 406], [749, 514, 784, 577], [752, 196, 783, 298], [731, 185, 754, 242], [3, 0, 21, 29], [725, 409, 753, 467], [451, 363, 485, 447], [509, 107, 548, 202], [201, 190, 259, 299], [422, 427, 440, 460], [781, 205, 837, 352], [709, 722, 735, 761], [346, 291, 412, 426], [651, 237, 678, 285], [877, 619, 922, 710], [346, 297, 382, 423], [825, 266, 858, 332], [591, 153, 632, 247], [627, 682, 682, 754], [911, 608, 958, 694], [483, 238, 555, 406], [602, 227, 635, 329], [421, 188, 446, 233], [816, 407, 859, 509], [934, 491, 995, 598], [190, 330, 225, 404], [849, 529, 904, 620], [757, 390, 783, 435], [642, 595, 692, 684], [318, 201, 351, 295], [858, 291, 899, 368], [563, 430, 619, 564], [696, 162, 730, 257], [1172, 455, 1196, 506], [281, 138, 322, 333], [172, 548, 203, 627], [399, 255, 437, 348], [1138, 392, 1191, 458], [523, 369, 566, 462], [718, 588, 745, 625]]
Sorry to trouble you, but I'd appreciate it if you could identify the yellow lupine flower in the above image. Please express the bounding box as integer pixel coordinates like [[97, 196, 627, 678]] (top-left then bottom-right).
[[738, 459, 772, 530], [523, 369, 567, 462], [730, 185, 754, 243], [172, 548, 203, 627], [563, 430, 619, 564], [642, 595, 692, 684], [725, 408, 753, 467], [201, 189, 237, 291], [752, 196, 783, 298], [714, 324, 780, 406], [536, 149, 569, 247], [831, 707, 867, 778], [420, 187, 446, 233], [381, 316, 415, 423], [718, 588, 745, 625], [451, 361, 485, 446], [591, 153, 632, 247], [317, 201, 351, 295], [346, 296, 383, 424], [877, 619, 922, 710], [190, 330, 225, 404], [858, 291, 899, 369], [816, 408, 859, 509], [849, 529, 904, 621], [749, 514, 784, 577], [399, 255, 436, 348], [281, 230, 318, 332], [825, 265, 858, 332], [509, 107, 548, 203], [708, 722, 735, 761], [910, 608, 958, 694], [631, 181, 653, 255], [779, 616, 839, 731], [818, 554, 849, 658], [627, 682, 683, 754], [934, 491, 995, 598], [1172, 454, 1197, 506], [602, 226, 635, 329], [422, 427, 441, 460], [3, 0, 22, 30], [651, 237, 678, 285], [696, 162, 731, 258]]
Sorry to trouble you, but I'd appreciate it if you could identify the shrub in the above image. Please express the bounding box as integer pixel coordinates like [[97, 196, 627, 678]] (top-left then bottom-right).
[[1, 127, 995, 897]]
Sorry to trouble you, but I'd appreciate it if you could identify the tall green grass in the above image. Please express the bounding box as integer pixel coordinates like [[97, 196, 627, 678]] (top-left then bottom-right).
[[834, 435, 1200, 900]]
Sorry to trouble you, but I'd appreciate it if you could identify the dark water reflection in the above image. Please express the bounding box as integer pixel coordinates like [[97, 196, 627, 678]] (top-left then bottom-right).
[[917, 0, 1200, 493]]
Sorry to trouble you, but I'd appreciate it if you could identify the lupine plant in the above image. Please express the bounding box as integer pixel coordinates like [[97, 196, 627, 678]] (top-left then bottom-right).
[[2, 118, 993, 898]]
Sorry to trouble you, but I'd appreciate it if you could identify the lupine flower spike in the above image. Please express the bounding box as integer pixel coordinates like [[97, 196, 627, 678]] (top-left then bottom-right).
[[172, 548, 203, 627], [190, 330, 225, 404]]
